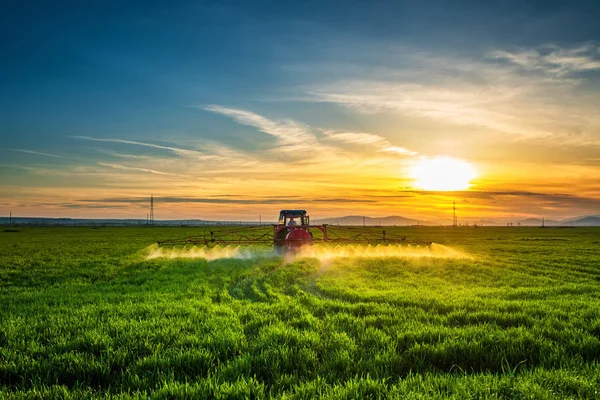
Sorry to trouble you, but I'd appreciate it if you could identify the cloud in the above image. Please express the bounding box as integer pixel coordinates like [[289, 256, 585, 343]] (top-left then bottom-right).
[[203, 105, 320, 154], [76, 196, 376, 205], [63, 116, 416, 199], [294, 43, 600, 144], [69, 107, 417, 192], [322, 130, 389, 145], [380, 146, 417, 156], [97, 162, 186, 177], [204, 105, 418, 162], [306, 84, 548, 139], [322, 130, 417, 155], [74, 134, 259, 170], [62, 204, 128, 209], [72, 135, 208, 159], [109, 152, 155, 160], [490, 43, 600, 76], [7, 149, 64, 158]]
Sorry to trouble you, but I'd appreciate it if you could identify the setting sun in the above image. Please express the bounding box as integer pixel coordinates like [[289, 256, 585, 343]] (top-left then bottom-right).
[[410, 157, 477, 191]]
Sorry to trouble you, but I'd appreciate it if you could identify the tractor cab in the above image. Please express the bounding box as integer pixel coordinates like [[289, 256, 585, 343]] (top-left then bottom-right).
[[277, 210, 309, 226]]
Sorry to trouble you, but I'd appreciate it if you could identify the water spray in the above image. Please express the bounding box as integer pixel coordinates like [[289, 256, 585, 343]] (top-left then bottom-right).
[[144, 243, 471, 262]]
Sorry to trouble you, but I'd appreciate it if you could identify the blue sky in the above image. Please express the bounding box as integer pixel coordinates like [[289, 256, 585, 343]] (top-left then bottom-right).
[[1, 0, 600, 221]]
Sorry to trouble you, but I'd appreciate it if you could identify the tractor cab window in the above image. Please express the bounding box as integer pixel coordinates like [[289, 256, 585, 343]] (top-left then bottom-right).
[[278, 211, 307, 226], [292, 215, 307, 226]]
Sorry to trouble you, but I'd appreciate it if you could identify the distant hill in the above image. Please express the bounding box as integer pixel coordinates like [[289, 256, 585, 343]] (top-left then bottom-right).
[[561, 214, 599, 222], [513, 217, 600, 227], [562, 216, 600, 226], [475, 220, 504, 226], [313, 215, 422, 226], [518, 218, 561, 226]]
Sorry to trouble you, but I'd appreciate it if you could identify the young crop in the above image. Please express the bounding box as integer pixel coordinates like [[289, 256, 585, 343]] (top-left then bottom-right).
[[0, 227, 599, 398]]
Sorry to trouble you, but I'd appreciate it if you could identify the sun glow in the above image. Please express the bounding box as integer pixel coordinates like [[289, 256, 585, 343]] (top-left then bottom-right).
[[410, 157, 477, 191]]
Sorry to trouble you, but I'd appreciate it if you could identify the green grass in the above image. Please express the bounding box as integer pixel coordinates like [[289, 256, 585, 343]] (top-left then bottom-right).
[[1, 226, 599, 399]]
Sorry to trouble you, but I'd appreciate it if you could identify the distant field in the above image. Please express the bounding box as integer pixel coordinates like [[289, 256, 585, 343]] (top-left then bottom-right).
[[1, 227, 599, 399]]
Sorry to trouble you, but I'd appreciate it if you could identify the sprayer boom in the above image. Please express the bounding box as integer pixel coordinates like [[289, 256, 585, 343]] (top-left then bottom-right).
[[157, 210, 432, 253]]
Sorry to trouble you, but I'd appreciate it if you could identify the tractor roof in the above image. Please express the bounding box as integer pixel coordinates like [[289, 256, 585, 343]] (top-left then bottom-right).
[[280, 210, 307, 215]]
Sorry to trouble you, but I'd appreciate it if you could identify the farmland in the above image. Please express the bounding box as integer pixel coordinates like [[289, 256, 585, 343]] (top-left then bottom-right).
[[1, 226, 599, 399]]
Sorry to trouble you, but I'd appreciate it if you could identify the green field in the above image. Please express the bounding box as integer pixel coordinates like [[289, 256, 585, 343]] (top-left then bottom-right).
[[1, 227, 599, 399]]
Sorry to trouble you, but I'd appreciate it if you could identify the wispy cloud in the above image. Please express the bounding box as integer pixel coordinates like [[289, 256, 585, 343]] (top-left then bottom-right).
[[97, 162, 186, 177], [74, 134, 260, 172], [322, 130, 388, 145], [62, 204, 129, 209], [76, 196, 376, 205], [306, 85, 546, 138], [109, 152, 155, 160], [296, 44, 600, 144], [7, 149, 64, 158], [489, 43, 600, 76], [322, 130, 417, 155], [64, 110, 418, 203], [72, 135, 207, 158], [381, 146, 417, 155], [204, 104, 419, 161], [203, 105, 320, 154]]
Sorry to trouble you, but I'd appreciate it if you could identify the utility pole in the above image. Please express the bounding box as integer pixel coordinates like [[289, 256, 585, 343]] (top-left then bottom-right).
[[9, 212, 11, 226], [149, 194, 154, 225], [363, 215, 365, 227], [453, 201, 457, 227], [259, 214, 262, 226]]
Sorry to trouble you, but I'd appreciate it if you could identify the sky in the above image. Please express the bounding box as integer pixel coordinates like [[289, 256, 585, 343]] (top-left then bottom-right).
[[1, 0, 600, 222]]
